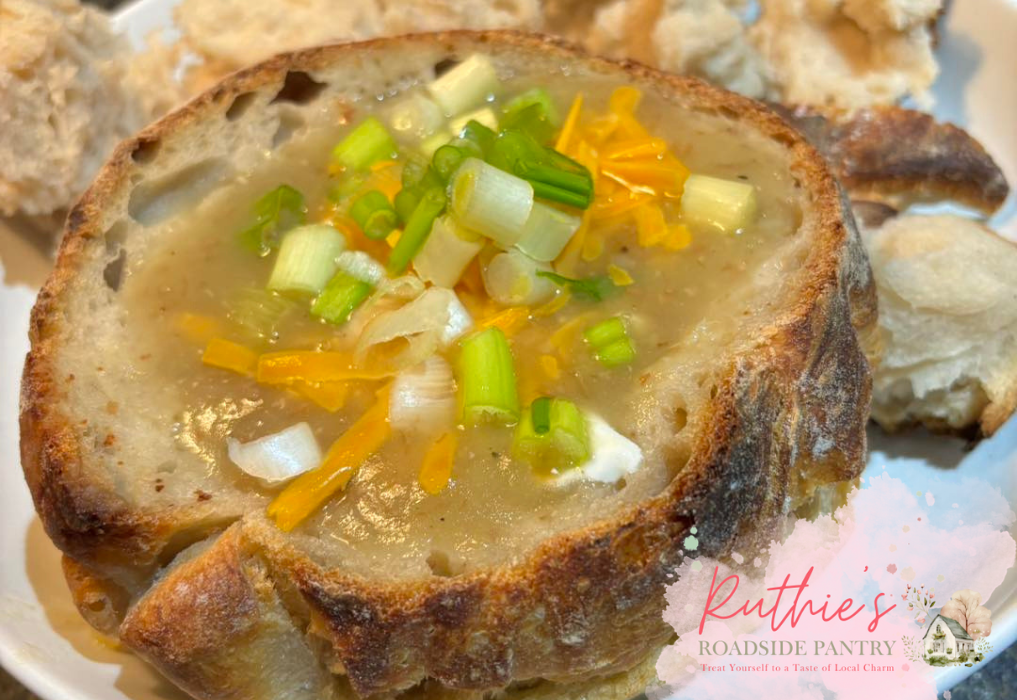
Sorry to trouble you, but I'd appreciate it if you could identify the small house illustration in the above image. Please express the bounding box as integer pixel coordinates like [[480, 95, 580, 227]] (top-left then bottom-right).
[[922, 614, 975, 659]]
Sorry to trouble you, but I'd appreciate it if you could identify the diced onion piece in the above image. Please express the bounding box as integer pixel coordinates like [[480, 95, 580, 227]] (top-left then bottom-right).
[[333, 117, 397, 171], [458, 327, 519, 425], [427, 54, 501, 117], [442, 292, 474, 345], [227, 423, 322, 485], [390, 355, 457, 435], [356, 287, 472, 367], [449, 107, 499, 137], [420, 130, 454, 158], [680, 174, 758, 233], [413, 215, 484, 288], [451, 158, 534, 248], [483, 249, 555, 307], [580, 413, 643, 483], [336, 251, 386, 285], [515, 202, 582, 262], [267, 224, 346, 295], [385, 93, 445, 143]]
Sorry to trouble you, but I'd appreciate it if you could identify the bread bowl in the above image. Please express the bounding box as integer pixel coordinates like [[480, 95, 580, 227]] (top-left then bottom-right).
[[20, 31, 876, 700]]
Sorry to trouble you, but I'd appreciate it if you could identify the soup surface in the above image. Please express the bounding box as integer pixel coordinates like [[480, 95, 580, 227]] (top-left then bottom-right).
[[122, 57, 802, 576]]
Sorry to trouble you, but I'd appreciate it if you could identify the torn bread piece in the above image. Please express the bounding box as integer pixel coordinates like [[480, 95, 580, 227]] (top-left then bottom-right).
[[864, 214, 1017, 436], [778, 105, 1010, 216], [750, 0, 942, 110], [0, 0, 148, 217]]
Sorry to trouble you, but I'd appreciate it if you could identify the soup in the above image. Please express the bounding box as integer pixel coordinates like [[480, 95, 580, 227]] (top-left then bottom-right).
[[122, 54, 802, 577]]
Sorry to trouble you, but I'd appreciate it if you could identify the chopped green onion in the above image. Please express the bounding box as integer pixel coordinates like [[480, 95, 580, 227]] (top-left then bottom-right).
[[449, 107, 499, 137], [267, 224, 346, 295], [450, 157, 533, 248], [483, 249, 556, 306], [531, 396, 552, 434], [238, 185, 306, 255], [335, 250, 386, 285], [458, 327, 519, 425], [432, 144, 472, 182], [388, 188, 446, 275], [500, 103, 556, 144], [516, 202, 581, 262], [537, 271, 618, 302], [311, 271, 373, 325], [384, 93, 445, 143], [401, 155, 432, 189], [394, 188, 421, 224], [350, 190, 398, 240], [513, 398, 590, 471], [414, 215, 484, 288], [226, 288, 299, 340], [329, 172, 368, 202], [584, 316, 636, 368], [583, 317, 627, 348], [427, 53, 501, 117], [491, 130, 593, 209], [458, 119, 497, 156], [680, 174, 758, 233], [420, 130, 454, 158], [332, 117, 397, 171], [502, 88, 561, 128], [595, 338, 637, 367]]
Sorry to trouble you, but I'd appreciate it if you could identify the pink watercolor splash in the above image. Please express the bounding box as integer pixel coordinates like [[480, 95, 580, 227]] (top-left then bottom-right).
[[654, 472, 1016, 699]]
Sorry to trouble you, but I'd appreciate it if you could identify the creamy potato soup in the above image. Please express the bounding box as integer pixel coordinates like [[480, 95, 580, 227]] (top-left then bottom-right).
[[124, 55, 802, 575]]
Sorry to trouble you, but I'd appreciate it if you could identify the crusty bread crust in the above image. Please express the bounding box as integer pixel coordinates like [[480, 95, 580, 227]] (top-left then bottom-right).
[[774, 105, 1010, 215], [21, 31, 876, 700]]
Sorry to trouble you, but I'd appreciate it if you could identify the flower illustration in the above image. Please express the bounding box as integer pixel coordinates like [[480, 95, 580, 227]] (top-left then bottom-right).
[[941, 590, 993, 639]]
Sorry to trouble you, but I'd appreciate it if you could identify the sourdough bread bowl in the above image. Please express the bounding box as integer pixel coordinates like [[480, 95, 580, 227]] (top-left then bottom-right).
[[21, 31, 876, 700]]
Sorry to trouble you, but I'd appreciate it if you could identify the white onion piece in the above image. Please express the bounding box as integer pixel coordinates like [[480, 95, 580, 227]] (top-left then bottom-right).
[[427, 53, 501, 117], [413, 216, 484, 288], [227, 423, 322, 486], [336, 251, 386, 285], [442, 293, 474, 344], [385, 93, 445, 143], [356, 287, 472, 366], [390, 356, 457, 434], [483, 249, 556, 306], [451, 158, 534, 248], [516, 202, 582, 262]]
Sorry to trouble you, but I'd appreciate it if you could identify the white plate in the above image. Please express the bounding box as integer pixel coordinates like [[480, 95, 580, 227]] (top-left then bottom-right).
[[1, 1, 1015, 698]]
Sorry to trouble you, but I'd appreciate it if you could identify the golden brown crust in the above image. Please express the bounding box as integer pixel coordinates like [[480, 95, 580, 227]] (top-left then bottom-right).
[[774, 105, 1010, 215], [21, 31, 876, 699]]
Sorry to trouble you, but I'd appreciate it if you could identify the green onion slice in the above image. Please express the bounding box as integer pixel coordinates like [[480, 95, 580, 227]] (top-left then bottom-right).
[[311, 271, 373, 325], [502, 88, 561, 128], [267, 224, 346, 295], [332, 117, 397, 171], [450, 157, 534, 248], [350, 190, 398, 240], [514, 398, 590, 471], [531, 397, 552, 434], [536, 271, 618, 302], [226, 288, 299, 341], [388, 188, 446, 275], [516, 202, 581, 263], [238, 184, 306, 255], [584, 316, 636, 368], [458, 327, 520, 425]]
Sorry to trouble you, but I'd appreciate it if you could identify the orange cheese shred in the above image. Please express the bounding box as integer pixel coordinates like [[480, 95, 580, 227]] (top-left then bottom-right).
[[477, 306, 531, 338], [268, 386, 392, 531], [202, 338, 258, 377], [256, 351, 394, 385], [419, 432, 457, 495]]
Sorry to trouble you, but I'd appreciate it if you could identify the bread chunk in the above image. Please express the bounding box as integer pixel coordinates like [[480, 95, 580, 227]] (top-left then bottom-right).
[[750, 0, 941, 110], [0, 0, 147, 216], [865, 214, 1017, 435]]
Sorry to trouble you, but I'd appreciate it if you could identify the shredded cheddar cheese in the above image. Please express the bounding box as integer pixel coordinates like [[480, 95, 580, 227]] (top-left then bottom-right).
[[419, 432, 457, 495], [202, 338, 258, 377]]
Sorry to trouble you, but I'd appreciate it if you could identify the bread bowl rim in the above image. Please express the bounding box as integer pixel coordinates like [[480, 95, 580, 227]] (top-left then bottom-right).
[[20, 30, 876, 698]]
